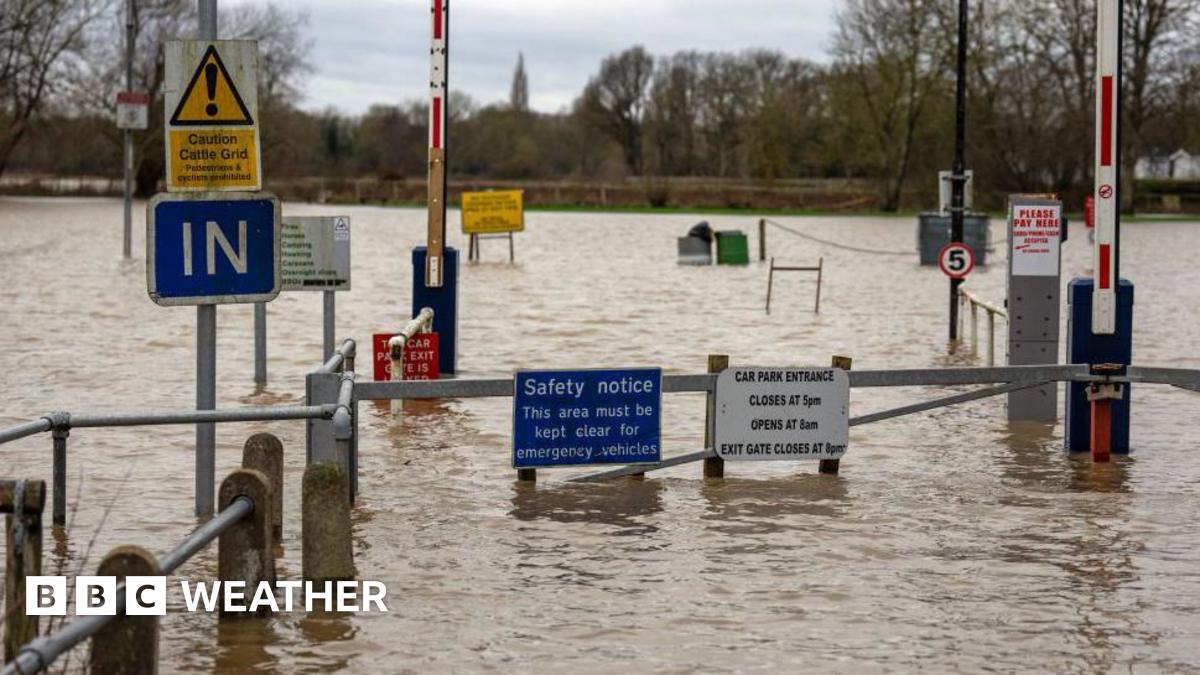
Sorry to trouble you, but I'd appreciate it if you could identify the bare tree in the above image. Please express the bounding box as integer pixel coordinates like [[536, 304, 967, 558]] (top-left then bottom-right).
[[581, 45, 653, 174], [831, 0, 951, 210], [0, 0, 109, 177]]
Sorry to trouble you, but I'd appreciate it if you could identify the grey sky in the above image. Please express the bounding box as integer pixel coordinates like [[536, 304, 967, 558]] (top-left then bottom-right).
[[226, 0, 838, 115]]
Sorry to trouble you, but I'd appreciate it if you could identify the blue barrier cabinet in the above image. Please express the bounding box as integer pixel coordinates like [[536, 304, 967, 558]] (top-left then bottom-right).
[[1065, 278, 1134, 453], [513, 368, 662, 469], [412, 246, 459, 375]]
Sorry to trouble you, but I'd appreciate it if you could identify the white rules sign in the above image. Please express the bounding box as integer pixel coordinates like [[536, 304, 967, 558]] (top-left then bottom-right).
[[714, 367, 849, 461]]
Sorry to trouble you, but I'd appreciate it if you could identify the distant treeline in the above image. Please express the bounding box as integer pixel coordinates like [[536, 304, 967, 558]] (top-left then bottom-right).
[[4, 0, 1200, 211]]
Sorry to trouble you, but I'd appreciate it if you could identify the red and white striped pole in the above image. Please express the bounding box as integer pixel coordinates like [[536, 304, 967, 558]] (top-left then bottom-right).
[[1092, 0, 1120, 335], [425, 0, 448, 288]]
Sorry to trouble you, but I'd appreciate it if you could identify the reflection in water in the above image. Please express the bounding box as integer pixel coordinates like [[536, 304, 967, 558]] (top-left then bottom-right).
[[508, 480, 664, 533], [700, 474, 851, 536], [995, 420, 1143, 671], [215, 617, 280, 673]]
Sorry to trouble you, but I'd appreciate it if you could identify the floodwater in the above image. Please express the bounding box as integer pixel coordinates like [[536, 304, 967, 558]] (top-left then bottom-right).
[[3, 196, 1200, 673]]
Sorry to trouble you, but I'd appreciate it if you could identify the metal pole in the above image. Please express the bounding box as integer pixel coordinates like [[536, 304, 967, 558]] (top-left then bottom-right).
[[323, 290, 335, 359], [987, 310, 996, 367], [122, 0, 135, 259], [949, 0, 968, 340], [254, 303, 266, 386], [196, 307, 216, 517], [192, 0, 218, 519]]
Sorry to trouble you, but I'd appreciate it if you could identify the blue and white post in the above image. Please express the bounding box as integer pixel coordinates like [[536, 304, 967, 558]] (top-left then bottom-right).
[[413, 0, 458, 375], [1066, 0, 1134, 459]]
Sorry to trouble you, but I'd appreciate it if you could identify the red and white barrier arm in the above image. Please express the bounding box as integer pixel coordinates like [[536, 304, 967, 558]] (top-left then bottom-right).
[[1093, 0, 1120, 334], [425, 0, 448, 287]]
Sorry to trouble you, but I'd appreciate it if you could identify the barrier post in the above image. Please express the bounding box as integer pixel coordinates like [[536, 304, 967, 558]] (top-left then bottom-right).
[[759, 218, 766, 261], [302, 463, 355, 582], [50, 420, 69, 526], [819, 356, 853, 475], [703, 354, 729, 478], [242, 433, 284, 541], [3, 480, 44, 663], [90, 546, 160, 675], [217, 470, 275, 617]]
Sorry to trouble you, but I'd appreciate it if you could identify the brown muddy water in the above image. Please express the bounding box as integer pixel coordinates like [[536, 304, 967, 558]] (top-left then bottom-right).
[[2, 196, 1200, 672]]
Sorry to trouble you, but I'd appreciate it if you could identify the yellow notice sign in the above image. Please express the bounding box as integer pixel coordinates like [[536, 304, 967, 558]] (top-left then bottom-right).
[[462, 190, 525, 234], [168, 129, 257, 189], [164, 40, 260, 192]]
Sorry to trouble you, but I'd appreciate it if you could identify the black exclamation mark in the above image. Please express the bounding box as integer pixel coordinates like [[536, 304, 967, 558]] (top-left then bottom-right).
[[204, 62, 218, 117]]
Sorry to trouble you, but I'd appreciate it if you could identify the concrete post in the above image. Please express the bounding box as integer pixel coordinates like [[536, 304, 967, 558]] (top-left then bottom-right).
[[306, 371, 340, 465], [3, 480, 44, 663], [703, 355, 729, 478], [90, 546, 160, 675], [820, 356, 853, 475], [217, 469, 275, 618], [242, 433, 284, 541], [302, 463, 355, 582]]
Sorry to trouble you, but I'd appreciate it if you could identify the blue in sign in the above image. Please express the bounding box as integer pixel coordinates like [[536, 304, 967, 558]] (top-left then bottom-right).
[[513, 368, 662, 469], [148, 193, 280, 306]]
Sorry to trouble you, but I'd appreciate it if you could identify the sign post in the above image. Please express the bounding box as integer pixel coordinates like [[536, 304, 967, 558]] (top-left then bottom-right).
[[1006, 196, 1062, 420], [462, 189, 524, 262], [281, 215, 352, 358], [714, 367, 849, 462], [947, 0, 970, 340], [513, 368, 662, 478], [938, 242, 975, 280]]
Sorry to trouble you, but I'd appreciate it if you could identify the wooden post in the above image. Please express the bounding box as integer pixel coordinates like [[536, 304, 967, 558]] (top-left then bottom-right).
[[302, 463, 355, 583], [703, 355, 729, 478], [242, 433, 284, 541], [765, 258, 775, 314], [759, 218, 766, 261], [3, 480, 44, 663], [51, 427, 68, 526], [508, 231, 515, 263], [217, 469, 276, 618], [516, 468, 536, 482], [820, 356, 852, 475], [90, 546, 160, 675]]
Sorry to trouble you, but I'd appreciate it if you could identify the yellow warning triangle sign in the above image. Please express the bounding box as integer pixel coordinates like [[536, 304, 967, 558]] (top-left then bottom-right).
[[170, 45, 254, 126]]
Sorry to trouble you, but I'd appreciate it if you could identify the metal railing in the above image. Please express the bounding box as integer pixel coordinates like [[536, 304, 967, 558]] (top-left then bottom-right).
[[957, 285, 1008, 365], [0, 339, 360, 525], [387, 307, 435, 381], [3, 496, 255, 675]]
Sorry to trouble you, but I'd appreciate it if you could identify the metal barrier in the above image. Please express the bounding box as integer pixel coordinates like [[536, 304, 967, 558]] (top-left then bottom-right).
[[957, 285, 1008, 365], [765, 257, 823, 314], [0, 339, 360, 525], [2, 493, 255, 675], [387, 307, 435, 381]]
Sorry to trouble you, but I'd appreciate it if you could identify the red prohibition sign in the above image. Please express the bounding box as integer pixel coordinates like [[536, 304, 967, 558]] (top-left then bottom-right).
[[938, 242, 975, 280], [1098, 184, 1114, 199]]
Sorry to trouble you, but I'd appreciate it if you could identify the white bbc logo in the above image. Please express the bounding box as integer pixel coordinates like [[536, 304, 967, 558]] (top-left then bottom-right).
[[26, 576, 166, 616]]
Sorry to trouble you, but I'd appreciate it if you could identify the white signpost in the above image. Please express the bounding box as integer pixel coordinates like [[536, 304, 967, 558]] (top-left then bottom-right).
[[281, 216, 351, 291], [1009, 202, 1062, 277], [714, 367, 850, 461], [281, 216, 352, 358], [115, 91, 149, 130]]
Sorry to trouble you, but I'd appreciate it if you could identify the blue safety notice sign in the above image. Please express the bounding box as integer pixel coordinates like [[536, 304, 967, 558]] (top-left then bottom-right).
[[513, 368, 662, 469], [147, 192, 280, 306]]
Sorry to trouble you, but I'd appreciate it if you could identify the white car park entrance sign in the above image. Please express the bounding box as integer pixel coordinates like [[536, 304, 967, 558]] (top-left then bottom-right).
[[715, 367, 850, 461]]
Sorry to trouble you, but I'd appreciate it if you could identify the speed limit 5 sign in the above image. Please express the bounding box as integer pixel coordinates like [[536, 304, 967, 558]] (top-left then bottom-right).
[[938, 242, 975, 279]]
